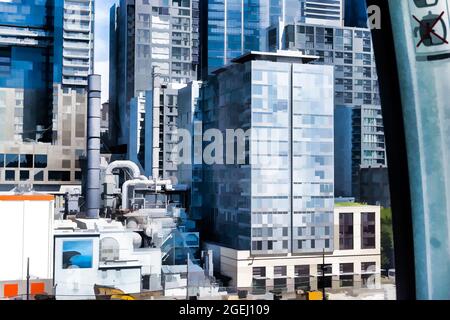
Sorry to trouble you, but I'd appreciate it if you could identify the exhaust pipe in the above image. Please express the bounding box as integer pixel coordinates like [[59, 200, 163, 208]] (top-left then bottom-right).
[[86, 74, 102, 218]]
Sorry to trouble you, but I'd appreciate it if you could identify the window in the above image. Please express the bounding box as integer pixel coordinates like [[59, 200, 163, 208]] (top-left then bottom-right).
[[252, 266, 266, 294], [339, 263, 354, 287], [48, 171, 71, 182], [298, 240, 306, 249], [253, 267, 266, 278], [0, 154, 4, 167], [253, 228, 262, 237], [5, 170, 15, 181], [317, 264, 332, 276], [19, 154, 33, 168], [361, 262, 376, 273], [274, 278, 287, 291], [100, 237, 120, 262], [361, 212, 376, 249], [274, 266, 287, 277], [339, 212, 354, 250], [298, 227, 306, 236], [34, 155, 48, 168], [295, 265, 310, 290], [318, 263, 333, 289], [5, 154, 19, 168], [340, 263, 354, 274], [34, 171, 44, 181], [20, 171, 29, 181], [252, 241, 262, 251]]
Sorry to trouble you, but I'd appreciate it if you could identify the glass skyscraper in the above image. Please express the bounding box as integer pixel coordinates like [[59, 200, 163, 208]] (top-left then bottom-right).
[[200, 0, 308, 78], [109, 0, 199, 171], [0, 0, 94, 190], [273, 22, 387, 199], [300, 0, 344, 26], [200, 51, 334, 254], [344, 0, 368, 28]]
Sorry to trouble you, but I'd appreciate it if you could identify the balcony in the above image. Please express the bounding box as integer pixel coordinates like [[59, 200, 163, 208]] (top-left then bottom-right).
[[63, 68, 89, 77], [63, 78, 88, 86]]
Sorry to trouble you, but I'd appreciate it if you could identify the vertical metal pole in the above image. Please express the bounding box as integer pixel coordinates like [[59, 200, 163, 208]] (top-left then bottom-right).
[[26, 258, 30, 300], [321, 249, 326, 300]]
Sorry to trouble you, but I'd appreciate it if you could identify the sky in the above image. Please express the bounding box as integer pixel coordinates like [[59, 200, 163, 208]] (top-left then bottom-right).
[[95, 0, 116, 103]]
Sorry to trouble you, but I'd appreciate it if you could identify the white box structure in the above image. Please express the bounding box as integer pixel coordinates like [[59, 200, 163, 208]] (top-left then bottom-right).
[[0, 194, 54, 298]]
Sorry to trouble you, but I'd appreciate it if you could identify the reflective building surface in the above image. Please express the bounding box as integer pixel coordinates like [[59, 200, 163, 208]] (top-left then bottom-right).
[[200, 51, 334, 254], [0, 0, 94, 190], [109, 0, 200, 154], [274, 23, 386, 199], [200, 0, 306, 78]]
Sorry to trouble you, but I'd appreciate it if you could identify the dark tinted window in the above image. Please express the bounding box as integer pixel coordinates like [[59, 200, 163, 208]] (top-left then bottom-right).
[[5, 170, 15, 181], [19, 154, 33, 168], [34, 155, 48, 168], [20, 170, 29, 181], [5, 154, 19, 168], [48, 171, 70, 181]]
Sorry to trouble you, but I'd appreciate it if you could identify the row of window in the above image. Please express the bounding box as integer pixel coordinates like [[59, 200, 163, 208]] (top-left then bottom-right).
[[0, 154, 47, 169], [252, 261, 377, 291], [340, 212, 376, 250], [1, 170, 80, 182]]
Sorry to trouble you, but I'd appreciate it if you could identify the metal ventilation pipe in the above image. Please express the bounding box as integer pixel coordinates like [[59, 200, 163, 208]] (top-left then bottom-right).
[[151, 66, 161, 180], [86, 74, 102, 218], [105, 160, 143, 179], [122, 178, 172, 210]]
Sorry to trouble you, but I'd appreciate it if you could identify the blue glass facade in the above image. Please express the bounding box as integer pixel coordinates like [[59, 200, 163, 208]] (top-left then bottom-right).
[[0, 0, 50, 28], [0, 0, 94, 188], [344, 0, 368, 28], [202, 0, 304, 77]]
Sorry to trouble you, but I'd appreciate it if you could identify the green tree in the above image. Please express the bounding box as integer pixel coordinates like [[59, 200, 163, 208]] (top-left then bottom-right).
[[380, 208, 394, 270]]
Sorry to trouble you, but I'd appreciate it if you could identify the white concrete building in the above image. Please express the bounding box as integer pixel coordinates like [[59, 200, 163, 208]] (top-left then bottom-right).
[[53, 219, 161, 300], [0, 194, 54, 299], [205, 204, 381, 294]]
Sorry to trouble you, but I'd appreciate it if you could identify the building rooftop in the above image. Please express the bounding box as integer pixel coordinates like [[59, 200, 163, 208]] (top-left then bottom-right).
[[212, 50, 320, 75], [231, 50, 319, 64]]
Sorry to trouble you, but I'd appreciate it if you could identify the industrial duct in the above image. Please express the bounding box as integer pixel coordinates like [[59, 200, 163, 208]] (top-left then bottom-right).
[[122, 179, 172, 210], [86, 74, 102, 218], [105, 160, 143, 179], [103, 160, 148, 210]]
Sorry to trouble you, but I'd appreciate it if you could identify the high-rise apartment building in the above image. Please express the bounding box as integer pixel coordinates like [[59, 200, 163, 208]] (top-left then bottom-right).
[[300, 0, 344, 26], [109, 0, 199, 161], [0, 0, 94, 191], [271, 22, 386, 198], [200, 51, 335, 255]]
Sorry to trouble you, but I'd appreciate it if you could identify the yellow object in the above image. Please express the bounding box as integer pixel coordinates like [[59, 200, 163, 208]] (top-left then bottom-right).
[[94, 284, 136, 300], [307, 291, 323, 300], [111, 294, 136, 300]]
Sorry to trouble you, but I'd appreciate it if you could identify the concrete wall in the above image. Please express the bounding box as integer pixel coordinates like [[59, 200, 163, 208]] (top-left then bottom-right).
[[0, 196, 54, 282]]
